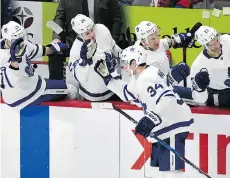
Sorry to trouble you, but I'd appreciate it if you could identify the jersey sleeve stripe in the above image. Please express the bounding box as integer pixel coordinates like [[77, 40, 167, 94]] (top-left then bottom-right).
[[73, 69, 80, 83], [19, 45, 27, 57], [123, 85, 139, 103], [3, 69, 13, 88], [27, 49, 35, 59], [28, 44, 39, 60], [156, 90, 175, 105]]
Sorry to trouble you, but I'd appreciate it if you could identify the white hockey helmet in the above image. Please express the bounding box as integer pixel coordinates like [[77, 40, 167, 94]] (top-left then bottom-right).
[[195, 26, 218, 46], [71, 14, 95, 36], [135, 21, 158, 42], [1, 21, 26, 41], [121, 45, 147, 72]]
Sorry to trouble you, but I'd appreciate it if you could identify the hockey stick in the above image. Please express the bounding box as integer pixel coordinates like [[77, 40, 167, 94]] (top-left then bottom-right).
[[182, 22, 202, 87], [91, 102, 211, 178], [46, 21, 67, 80], [113, 105, 211, 178]]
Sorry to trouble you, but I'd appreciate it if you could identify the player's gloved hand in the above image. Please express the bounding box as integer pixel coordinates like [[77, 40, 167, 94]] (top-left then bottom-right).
[[104, 53, 118, 73], [168, 62, 190, 85], [135, 112, 162, 138], [172, 33, 193, 48], [192, 69, 210, 92], [10, 38, 26, 63], [47, 39, 69, 54], [94, 53, 119, 85], [80, 39, 97, 66]]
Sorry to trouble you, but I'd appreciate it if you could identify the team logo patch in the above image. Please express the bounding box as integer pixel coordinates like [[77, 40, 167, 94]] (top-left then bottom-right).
[[130, 47, 135, 52], [81, 19, 86, 23]]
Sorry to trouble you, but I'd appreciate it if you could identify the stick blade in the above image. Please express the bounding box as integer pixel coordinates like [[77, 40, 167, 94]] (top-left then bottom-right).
[[46, 21, 63, 35]]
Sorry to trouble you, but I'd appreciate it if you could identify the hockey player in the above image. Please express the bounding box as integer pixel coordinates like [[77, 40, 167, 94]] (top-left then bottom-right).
[[185, 26, 230, 107], [0, 21, 77, 110], [68, 14, 122, 101], [134, 21, 194, 75], [94, 45, 193, 178]]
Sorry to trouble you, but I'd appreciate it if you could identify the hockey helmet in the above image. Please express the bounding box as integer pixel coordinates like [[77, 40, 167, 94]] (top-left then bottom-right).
[[71, 14, 95, 36], [1, 21, 26, 42], [121, 45, 147, 71], [195, 26, 218, 46], [135, 21, 158, 43]]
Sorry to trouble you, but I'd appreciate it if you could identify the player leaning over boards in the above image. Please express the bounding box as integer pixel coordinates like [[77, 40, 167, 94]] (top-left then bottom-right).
[[94, 45, 193, 178], [68, 14, 122, 101], [178, 26, 230, 107], [0, 21, 77, 110], [134, 21, 195, 75]]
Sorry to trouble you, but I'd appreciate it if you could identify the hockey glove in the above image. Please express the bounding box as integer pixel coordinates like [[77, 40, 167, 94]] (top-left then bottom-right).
[[192, 70, 210, 92], [168, 62, 190, 85], [135, 112, 162, 138], [46, 39, 69, 54], [94, 53, 119, 85], [94, 59, 113, 85], [80, 39, 97, 66], [10, 38, 26, 63], [172, 33, 193, 48]]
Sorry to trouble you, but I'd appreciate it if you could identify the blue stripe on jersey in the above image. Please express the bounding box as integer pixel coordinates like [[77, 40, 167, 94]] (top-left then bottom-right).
[[150, 119, 194, 137], [79, 84, 112, 97], [20, 106, 49, 178], [8, 77, 42, 107], [27, 49, 35, 59], [73, 68, 80, 83], [3, 68, 13, 88], [156, 90, 175, 104], [19, 45, 27, 57], [123, 85, 139, 103], [28, 44, 39, 60]]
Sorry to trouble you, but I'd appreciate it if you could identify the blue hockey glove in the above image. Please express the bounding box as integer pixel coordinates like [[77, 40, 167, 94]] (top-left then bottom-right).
[[10, 38, 26, 63], [192, 69, 210, 92], [47, 39, 69, 54], [135, 112, 162, 138], [168, 62, 190, 85], [104, 53, 117, 73], [94, 53, 119, 85], [80, 39, 97, 66], [172, 33, 193, 48]]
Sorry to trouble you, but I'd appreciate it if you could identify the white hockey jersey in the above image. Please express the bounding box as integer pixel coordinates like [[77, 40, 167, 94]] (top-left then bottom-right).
[[68, 24, 121, 101], [145, 38, 171, 75], [0, 39, 46, 110], [107, 65, 193, 141], [190, 34, 230, 103]]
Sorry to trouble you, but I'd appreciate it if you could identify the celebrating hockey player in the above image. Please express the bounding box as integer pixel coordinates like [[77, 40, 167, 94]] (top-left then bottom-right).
[[134, 21, 195, 75], [94, 45, 193, 178], [185, 26, 230, 107], [0, 21, 77, 110], [68, 14, 122, 101]]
